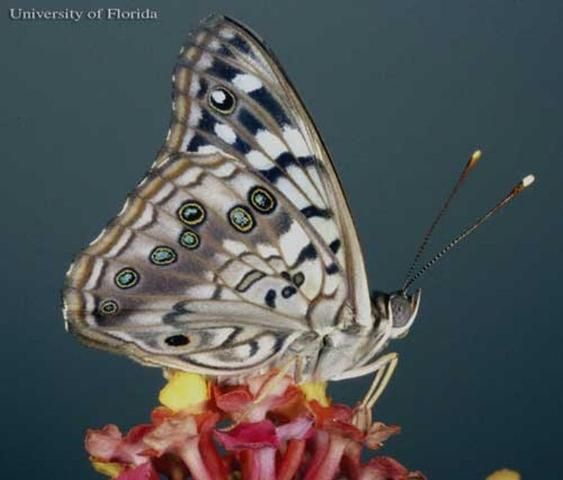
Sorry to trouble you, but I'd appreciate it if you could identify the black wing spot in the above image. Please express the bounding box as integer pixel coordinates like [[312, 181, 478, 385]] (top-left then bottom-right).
[[301, 206, 332, 219], [239, 108, 264, 134], [265, 289, 277, 308], [165, 334, 190, 347], [230, 34, 253, 55], [259, 166, 283, 183], [294, 243, 318, 266], [199, 109, 217, 131], [233, 137, 251, 154], [249, 87, 291, 126], [326, 263, 339, 275], [299, 155, 316, 167], [196, 78, 209, 99], [276, 152, 298, 169], [207, 58, 242, 81], [281, 285, 297, 298], [329, 239, 341, 254], [186, 134, 208, 152]]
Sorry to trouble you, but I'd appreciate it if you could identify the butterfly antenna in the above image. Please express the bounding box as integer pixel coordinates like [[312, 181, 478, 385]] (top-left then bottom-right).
[[403, 174, 535, 291], [402, 150, 483, 289]]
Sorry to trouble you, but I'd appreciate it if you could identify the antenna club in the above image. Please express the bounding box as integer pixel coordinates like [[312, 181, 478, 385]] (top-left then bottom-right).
[[466, 149, 482, 171], [522, 174, 535, 188], [512, 174, 536, 195]]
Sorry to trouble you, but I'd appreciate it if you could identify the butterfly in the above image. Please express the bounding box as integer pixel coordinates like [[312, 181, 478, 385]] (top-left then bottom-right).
[[62, 14, 421, 384]]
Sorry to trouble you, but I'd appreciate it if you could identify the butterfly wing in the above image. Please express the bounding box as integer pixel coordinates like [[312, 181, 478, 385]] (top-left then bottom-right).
[[161, 15, 372, 326], [63, 15, 372, 376]]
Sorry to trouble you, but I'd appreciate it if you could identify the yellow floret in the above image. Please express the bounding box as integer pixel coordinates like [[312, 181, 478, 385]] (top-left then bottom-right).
[[486, 469, 521, 480], [158, 370, 209, 412], [90, 459, 123, 478], [300, 381, 330, 407]]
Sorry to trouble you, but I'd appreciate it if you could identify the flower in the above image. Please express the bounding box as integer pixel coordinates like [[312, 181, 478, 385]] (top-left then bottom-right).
[[84, 370, 423, 479], [486, 470, 521, 480]]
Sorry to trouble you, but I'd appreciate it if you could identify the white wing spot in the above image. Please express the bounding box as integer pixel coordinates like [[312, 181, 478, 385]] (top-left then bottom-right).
[[197, 145, 220, 154], [223, 239, 248, 255], [257, 243, 279, 259], [246, 150, 275, 169], [282, 127, 310, 157], [279, 223, 310, 266], [188, 105, 202, 127], [212, 162, 236, 177], [256, 130, 286, 158], [232, 73, 262, 93], [196, 53, 213, 70], [189, 73, 201, 97], [219, 28, 235, 40], [215, 123, 237, 144]]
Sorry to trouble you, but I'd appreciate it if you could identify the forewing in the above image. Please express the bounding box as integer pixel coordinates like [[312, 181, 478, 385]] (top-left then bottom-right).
[[159, 15, 371, 325]]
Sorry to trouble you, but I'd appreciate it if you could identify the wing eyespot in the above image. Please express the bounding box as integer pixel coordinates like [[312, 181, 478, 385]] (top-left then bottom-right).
[[177, 201, 206, 226], [248, 186, 277, 214], [228, 205, 255, 233], [150, 246, 177, 266], [208, 86, 236, 115], [179, 229, 200, 249], [115, 268, 140, 289], [98, 299, 119, 315], [293, 272, 305, 287]]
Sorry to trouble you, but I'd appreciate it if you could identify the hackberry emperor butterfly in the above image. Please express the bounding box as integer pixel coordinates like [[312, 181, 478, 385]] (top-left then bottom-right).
[[62, 15, 531, 386]]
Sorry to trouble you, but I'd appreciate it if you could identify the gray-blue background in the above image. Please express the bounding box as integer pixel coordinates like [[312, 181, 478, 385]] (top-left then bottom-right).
[[2, 1, 561, 478]]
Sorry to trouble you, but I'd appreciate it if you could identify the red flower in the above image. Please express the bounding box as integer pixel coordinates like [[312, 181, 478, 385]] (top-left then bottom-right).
[[84, 371, 422, 479]]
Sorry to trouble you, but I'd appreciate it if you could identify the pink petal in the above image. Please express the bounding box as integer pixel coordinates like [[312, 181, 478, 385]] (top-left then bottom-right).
[[86, 424, 150, 466], [213, 385, 253, 414], [215, 420, 279, 450], [276, 416, 313, 441], [143, 412, 198, 455], [85, 424, 122, 459], [116, 462, 159, 480], [365, 422, 401, 450]]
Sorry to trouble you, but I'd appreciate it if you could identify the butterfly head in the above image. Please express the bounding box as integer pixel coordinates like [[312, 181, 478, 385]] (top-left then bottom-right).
[[371, 289, 421, 339]]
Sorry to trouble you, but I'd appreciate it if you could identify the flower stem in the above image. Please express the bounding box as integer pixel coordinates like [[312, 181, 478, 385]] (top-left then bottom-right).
[[179, 438, 212, 480], [305, 433, 348, 480], [255, 447, 276, 479], [277, 439, 306, 480]]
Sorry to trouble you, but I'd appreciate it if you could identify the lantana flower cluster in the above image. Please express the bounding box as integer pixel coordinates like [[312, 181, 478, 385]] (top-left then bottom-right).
[[85, 370, 425, 480]]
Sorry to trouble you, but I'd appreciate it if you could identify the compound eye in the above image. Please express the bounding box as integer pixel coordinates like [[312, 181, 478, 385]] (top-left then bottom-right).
[[208, 86, 236, 114], [390, 296, 412, 329]]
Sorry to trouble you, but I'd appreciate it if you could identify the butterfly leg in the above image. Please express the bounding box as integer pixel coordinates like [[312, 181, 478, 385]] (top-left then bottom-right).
[[351, 353, 398, 431]]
